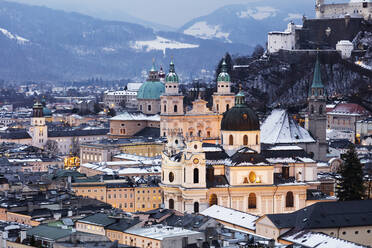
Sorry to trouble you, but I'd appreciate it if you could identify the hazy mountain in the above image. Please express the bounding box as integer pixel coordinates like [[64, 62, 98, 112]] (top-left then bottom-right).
[[0, 1, 252, 81], [180, 0, 315, 45]]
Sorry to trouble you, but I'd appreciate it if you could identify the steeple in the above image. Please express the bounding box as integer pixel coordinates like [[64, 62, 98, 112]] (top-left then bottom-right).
[[235, 88, 246, 106], [309, 55, 325, 97], [312, 55, 324, 89], [217, 58, 231, 82], [165, 60, 179, 83], [147, 59, 160, 82], [150, 58, 156, 72]]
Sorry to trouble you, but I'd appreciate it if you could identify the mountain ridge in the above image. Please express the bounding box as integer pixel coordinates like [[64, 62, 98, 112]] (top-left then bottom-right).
[[0, 0, 252, 82]]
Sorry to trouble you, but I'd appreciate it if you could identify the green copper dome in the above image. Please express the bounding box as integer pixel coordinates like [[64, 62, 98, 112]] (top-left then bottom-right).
[[221, 91, 260, 131], [217, 59, 231, 82], [165, 61, 179, 83], [137, 61, 165, 100], [137, 81, 165, 100]]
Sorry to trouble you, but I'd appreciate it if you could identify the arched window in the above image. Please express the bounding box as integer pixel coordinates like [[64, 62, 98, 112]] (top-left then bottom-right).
[[229, 135, 234, 145], [310, 105, 314, 114], [248, 193, 257, 209], [226, 104, 230, 111], [140, 105, 142, 111], [256, 134, 259, 145], [209, 194, 218, 206], [286, 191, 294, 208], [319, 105, 323, 115], [174, 105, 178, 113], [169, 199, 174, 210], [243, 135, 248, 146], [164, 105, 166, 112], [193, 168, 199, 184], [194, 202, 199, 213], [169, 172, 174, 183], [148, 105, 152, 111]]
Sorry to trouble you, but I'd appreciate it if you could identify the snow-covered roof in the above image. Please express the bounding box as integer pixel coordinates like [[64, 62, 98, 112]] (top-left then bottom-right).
[[282, 230, 366, 248], [201, 205, 259, 231], [261, 109, 315, 144], [113, 153, 157, 161], [125, 226, 201, 240], [80, 163, 161, 175], [106, 90, 137, 96], [110, 112, 160, 122], [127, 83, 143, 92]]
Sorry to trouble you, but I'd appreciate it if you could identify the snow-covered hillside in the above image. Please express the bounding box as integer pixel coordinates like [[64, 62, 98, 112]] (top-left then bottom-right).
[[131, 36, 199, 55], [180, 0, 314, 45], [183, 22, 231, 43]]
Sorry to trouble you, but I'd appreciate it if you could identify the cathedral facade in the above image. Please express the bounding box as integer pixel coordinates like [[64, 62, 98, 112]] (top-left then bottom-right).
[[160, 60, 235, 141], [160, 58, 332, 216]]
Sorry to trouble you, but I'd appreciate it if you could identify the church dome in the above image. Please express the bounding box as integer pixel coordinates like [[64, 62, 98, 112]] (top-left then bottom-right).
[[165, 61, 179, 83], [137, 81, 165, 100], [221, 91, 260, 131], [137, 61, 165, 100], [217, 59, 231, 82]]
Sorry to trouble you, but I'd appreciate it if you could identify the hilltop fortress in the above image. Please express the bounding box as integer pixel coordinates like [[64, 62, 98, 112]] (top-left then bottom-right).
[[268, 0, 372, 54], [316, 0, 372, 20]]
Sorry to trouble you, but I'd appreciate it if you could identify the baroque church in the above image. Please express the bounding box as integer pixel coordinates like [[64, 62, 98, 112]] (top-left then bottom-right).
[[160, 56, 331, 216]]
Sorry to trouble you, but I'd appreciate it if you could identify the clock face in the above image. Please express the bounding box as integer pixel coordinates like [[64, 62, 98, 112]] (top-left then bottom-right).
[[193, 158, 199, 164]]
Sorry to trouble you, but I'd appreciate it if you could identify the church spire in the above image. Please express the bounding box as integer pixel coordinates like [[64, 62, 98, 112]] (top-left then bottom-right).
[[165, 59, 179, 83], [309, 54, 325, 97], [311, 55, 324, 89], [235, 86, 246, 106], [217, 58, 231, 82]]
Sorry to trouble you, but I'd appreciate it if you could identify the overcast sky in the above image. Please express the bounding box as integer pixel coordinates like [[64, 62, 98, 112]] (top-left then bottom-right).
[[6, 0, 260, 27]]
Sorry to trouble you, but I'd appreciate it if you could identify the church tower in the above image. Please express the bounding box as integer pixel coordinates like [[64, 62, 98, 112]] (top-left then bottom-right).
[[306, 55, 327, 161], [160, 61, 184, 137], [29, 102, 48, 149], [212, 59, 235, 114]]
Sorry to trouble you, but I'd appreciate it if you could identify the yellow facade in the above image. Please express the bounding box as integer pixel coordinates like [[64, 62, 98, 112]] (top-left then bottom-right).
[[72, 181, 162, 213]]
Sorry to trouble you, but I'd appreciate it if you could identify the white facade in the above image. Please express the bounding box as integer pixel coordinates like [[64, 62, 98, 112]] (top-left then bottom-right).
[[267, 22, 301, 54], [316, 0, 372, 20], [336, 40, 354, 59], [103, 90, 138, 109]]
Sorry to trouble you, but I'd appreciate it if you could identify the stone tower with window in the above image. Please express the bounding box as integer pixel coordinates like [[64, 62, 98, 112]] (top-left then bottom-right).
[[160, 61, 184, 137], [306, 55, 327, 161], [29, 102, 48, 149], [212, 59, 235, 114]]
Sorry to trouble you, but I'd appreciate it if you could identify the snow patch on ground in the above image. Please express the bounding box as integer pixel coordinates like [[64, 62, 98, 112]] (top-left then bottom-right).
[[0, 27, 29, 44], [183, 21, 231, 43], [131, 36, 199, 55], [284, 13, 303, 21], [237, 6, 278, 20]]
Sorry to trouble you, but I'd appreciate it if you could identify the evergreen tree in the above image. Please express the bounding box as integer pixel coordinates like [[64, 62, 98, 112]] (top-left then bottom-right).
[[337, 144, 365, 201]]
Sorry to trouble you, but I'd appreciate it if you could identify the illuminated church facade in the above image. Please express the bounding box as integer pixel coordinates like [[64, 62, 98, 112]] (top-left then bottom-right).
[[160, 58, 331, 216]]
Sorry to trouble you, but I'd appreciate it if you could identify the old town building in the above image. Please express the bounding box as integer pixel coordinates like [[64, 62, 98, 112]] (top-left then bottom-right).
[[72, 177, 162, 212]]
